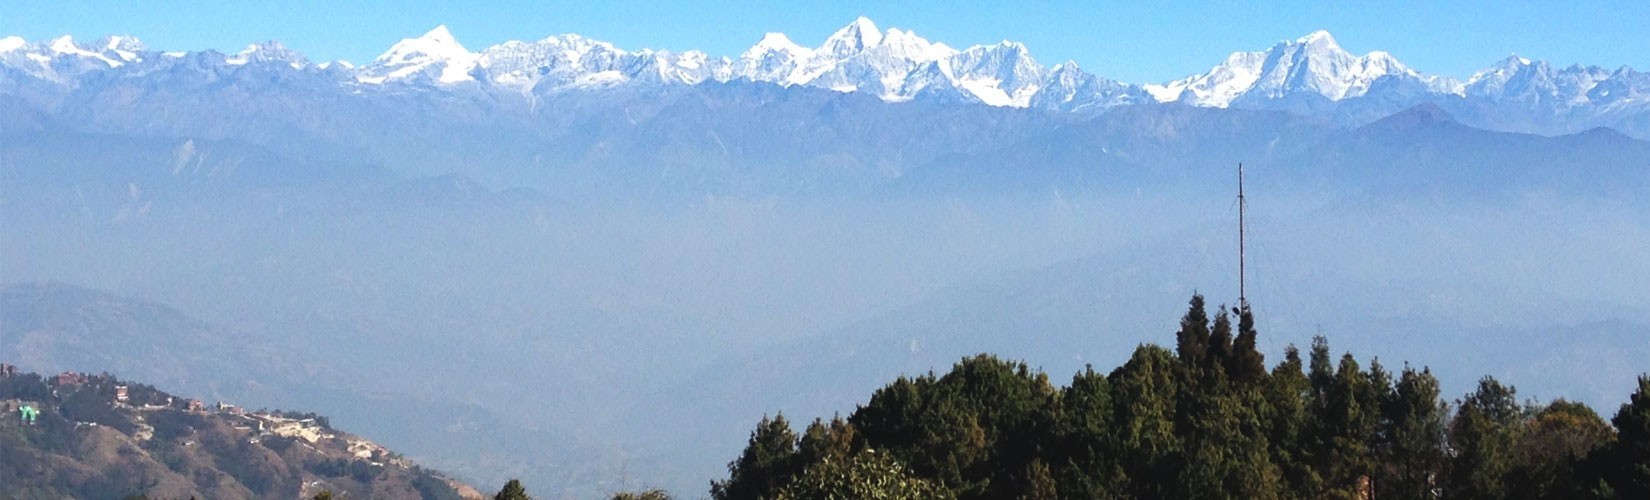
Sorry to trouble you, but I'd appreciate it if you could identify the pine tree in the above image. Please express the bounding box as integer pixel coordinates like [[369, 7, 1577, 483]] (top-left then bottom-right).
[[712, 414, 800, 500], [797, 416, 858, 469], [1228, 304, 1267, 384], [1379, 365, 1448, 500], [1206, 308, 1236, 375], [1018, 459, 1058, 500], [1054, 365, 1123, 499], [1448, 376, 1522, 500], [1266, 345, 1319, 498], [1176, 295, 1212, 366], [494, 479, 531, 500], [1603, 375, 1650, 498], [1311, 354, 1377, 499], [1110, 345, 1182, 499]]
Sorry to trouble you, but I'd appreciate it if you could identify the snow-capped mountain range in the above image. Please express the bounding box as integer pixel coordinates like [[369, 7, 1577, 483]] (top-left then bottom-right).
[[2, 17, 1647, 137]]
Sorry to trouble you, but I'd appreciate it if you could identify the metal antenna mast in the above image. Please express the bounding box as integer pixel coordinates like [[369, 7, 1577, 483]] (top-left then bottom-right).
[[1238, 163, 1247, 306]]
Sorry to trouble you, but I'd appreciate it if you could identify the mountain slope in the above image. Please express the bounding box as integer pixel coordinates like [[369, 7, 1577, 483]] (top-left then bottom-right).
[[0, 368, 479, 499]]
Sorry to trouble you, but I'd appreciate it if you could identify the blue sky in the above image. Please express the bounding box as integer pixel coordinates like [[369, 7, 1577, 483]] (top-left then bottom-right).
[[3, 0, 1644, 83]]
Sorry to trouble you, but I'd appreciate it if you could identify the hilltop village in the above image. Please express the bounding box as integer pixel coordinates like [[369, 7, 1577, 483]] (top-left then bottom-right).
[[0, 363, 477, 499]]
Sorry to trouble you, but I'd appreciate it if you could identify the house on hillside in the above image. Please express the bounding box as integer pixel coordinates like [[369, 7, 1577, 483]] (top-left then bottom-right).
[[54, 371, 88, 385], [115, 385, 129, 404]]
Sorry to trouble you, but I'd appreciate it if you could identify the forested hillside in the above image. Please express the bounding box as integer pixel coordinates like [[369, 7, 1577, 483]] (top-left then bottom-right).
[[688, 296, 1649, 500]]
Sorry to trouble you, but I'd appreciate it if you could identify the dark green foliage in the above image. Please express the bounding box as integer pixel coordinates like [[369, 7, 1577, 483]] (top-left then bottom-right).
[[1266, 345, 1317, 497], [772, 450, 952, 500], [1506, 400, 1614, 500], [710, 296, 1650, 500], [797, 416, 858, 467], [1206, 308, 1236, 370], [495, 478, 531, 500], [0, 372, 52, 401], [849, 354, 1057, 499], [1603, 376, 1650, 498], [1108, 344, 1182, 498], [1051, 366, 1124, 498], [1175, 294, 1211, 367], [1229, 304, 1267, 384], [711, 413, 800, 500], [611, 489, 673, 500], [1448, 376, 1523, 500], [1378, 365, 1448, 500]]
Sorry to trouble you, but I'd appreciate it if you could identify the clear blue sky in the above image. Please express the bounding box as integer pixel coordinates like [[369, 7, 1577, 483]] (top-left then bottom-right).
[[3, 0, 1644, 83]]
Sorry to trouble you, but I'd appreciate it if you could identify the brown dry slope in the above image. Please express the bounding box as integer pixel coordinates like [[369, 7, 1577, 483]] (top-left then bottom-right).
[[0, 368, 478, 500]]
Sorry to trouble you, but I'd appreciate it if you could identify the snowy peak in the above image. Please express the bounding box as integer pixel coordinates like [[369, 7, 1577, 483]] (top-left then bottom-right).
[[1145, 50, 1266, 105], [1150, 30, 1424, 107], [0, 36, 24, 53], [745, 32, 810, 59], [878, 28, 954, 62], [96, 35, 147, 59], [948, 41, 1047, 106], [228, 40, 308, 68], [361, 25, 479, 84], [2, 23, 1644, 133], [1462, 54, 1621, 108], [820, 17, 884, 58], [1295, 29, 1338, 47]]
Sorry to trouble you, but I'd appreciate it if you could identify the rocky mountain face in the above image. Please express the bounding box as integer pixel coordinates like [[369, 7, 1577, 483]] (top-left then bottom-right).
[[0, 367, 479, 499]]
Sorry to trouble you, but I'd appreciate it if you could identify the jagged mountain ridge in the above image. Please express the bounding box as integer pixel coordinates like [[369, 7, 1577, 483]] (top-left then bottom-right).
[[4, 18, 1645, 137]]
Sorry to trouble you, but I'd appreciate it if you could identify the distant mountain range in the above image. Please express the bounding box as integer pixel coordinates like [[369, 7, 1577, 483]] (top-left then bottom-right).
[[4, 18, 1646, 138], [5, 19, 1650, 497]]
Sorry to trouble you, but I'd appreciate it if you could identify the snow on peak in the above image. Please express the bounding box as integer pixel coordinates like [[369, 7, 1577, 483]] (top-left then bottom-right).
[[43, 34, 126, 67], [1296, 29, 1337, 46], [228, 40, 308, 68], [878, 28, 955, 62], [362, 24, 479, 84], [0, 36, 25, 53], [749, 33, 808, 57], [48, 35, 76, 51], [821, 17, 884, 57], [422, 25, 457, 44], [736, 32, 813, 84], [1149, 30, 1422, 106]]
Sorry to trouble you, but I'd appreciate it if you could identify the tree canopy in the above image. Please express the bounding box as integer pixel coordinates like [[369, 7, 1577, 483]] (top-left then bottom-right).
[[706, 294, 1649, 500]]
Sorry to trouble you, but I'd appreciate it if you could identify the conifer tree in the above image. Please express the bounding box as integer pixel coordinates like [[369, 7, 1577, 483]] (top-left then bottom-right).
[[1603, 375, 1650, 498], [797, 416, 858, 468], [1380, 365, 1448, 500], [494, 479, 531, 500], [1055, 365, 1123, 498], [1229, 304, 1267, 384], [1109, 345, 1182, 499], [1176, 295, 1211, 366], [1206, 308, 1236, 372], [1448, 376, 1522, 500], [712, 414, 800, 500], [1266, 345, 1319, 497]]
